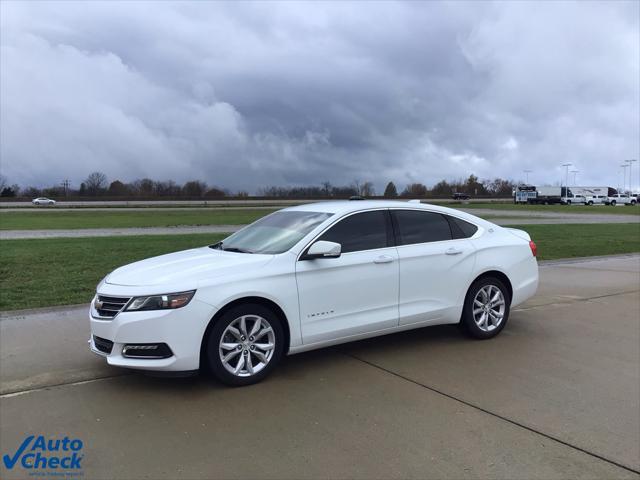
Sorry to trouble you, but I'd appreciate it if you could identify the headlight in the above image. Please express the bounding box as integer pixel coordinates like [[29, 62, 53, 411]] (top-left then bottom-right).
[[125, 290, 196, 311]]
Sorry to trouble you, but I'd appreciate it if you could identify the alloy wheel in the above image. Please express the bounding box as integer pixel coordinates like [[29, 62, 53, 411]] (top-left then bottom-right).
[[472, 285, 506, 332], [219, 315, 275, 377]]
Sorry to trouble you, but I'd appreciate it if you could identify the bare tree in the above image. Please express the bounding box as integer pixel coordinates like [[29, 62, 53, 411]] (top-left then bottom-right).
[[84, 171, 108, 195], [402, 183, 428, 197], [182, 180, 207, 197], [361, 181, 375, 197]]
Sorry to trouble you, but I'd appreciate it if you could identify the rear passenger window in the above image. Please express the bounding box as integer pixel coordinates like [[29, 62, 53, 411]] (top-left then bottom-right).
[[318, 210, 389, 253], [446, 215, 478, 239], [392, 210, 452, 245]]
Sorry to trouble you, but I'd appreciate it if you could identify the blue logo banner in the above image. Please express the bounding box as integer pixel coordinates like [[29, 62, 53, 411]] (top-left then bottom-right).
[[3, 435, 84, 476]]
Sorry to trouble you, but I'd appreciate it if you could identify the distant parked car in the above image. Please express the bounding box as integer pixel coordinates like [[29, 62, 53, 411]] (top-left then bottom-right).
[[585, 195, 607, 206], [452, 192, 470, 200], [561, 194, 586, 205], [31, 197, 56, 205], [605, 194, 636, 206]]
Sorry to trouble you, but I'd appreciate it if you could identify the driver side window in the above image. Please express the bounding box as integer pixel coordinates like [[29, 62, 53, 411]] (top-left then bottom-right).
[[318, 210, 390, 253]]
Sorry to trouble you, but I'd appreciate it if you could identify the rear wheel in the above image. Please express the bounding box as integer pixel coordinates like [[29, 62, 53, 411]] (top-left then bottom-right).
[[588, 201, 594, 206], [611, 200, 617, 206], [206, 304, 284, 386], [461, 277, 511, 339]]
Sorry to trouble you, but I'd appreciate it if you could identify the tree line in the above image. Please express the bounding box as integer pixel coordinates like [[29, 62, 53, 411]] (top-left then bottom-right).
[[0, 172, 516, 199]]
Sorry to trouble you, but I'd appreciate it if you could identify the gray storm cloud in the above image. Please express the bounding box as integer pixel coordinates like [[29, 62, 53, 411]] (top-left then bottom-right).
[[1, 1, 638, 192]]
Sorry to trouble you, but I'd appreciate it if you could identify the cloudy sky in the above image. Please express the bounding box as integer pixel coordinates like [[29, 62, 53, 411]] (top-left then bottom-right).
[[1, 1, 638, 193]]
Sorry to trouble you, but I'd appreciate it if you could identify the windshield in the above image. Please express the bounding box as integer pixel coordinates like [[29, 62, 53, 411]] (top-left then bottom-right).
[[212, 210, 333, 254]]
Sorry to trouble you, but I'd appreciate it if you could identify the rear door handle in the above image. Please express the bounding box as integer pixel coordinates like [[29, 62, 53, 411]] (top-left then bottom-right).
[[374, 255, 394, 264], [445, 248, 463, 255]]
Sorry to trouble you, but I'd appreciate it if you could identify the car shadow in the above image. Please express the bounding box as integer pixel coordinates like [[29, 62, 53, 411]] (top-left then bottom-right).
[[118, 323, 467, 392]]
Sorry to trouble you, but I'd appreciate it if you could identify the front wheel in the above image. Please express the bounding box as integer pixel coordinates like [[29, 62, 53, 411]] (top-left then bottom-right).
[[206, 304, 285, 386], [460, 277, 511, 339], [611, 200, 616, 206], [588, 201, 594, 206], [630, 201, 636, 206]]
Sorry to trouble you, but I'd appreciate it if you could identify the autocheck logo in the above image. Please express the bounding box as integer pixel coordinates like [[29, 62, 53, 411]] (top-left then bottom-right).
[[3, 435, 84, 473]]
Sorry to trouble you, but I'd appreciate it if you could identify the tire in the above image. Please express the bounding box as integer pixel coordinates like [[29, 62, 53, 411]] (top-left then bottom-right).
[[566, 200, 571, 205], [35, 202, 40, 205], [206, 303, 285, 386], [630, 201, 636, 206], [611, 200, 616, 206], [460, 276, 511, 339], [588, 201, 593, 206]]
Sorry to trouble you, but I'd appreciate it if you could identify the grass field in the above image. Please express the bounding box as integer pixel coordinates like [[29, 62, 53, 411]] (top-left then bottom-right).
[[0, 233, 226, 310], [1, 223, 639, 311], [509, 223, 640, 261], [0, 209, 277, 230], [2, 203, 638, 231]]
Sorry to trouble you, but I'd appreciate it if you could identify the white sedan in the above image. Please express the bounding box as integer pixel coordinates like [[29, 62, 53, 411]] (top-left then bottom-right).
[[89, 200, 539, 386], [31, 197, 56, 205]]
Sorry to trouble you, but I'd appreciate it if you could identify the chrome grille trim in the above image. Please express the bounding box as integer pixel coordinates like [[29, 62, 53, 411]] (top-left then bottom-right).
[[93, 295, 131, 319]]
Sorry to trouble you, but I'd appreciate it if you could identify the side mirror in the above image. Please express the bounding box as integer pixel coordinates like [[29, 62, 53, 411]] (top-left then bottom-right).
[[303, 240, 342, 260]]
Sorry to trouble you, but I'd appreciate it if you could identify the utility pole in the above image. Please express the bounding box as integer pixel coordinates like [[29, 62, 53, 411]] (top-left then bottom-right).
[[620, 165, 629, 193], [625, 159, 638, 193], [561, 163, 572, 195], [523, 170, 532, 184], [61, 179, 70, 197], [570, 170, 579, 186]]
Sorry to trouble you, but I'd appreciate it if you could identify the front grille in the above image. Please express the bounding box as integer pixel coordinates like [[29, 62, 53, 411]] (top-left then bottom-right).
[[95, 295, 130, 318], [93, 336, 113, 354]]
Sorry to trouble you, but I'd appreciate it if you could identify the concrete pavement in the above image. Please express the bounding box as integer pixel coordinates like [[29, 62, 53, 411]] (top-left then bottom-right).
[[1, 255, 639, 479]]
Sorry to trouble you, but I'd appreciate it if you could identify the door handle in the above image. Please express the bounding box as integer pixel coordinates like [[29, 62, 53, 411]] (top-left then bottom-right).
[[445, 248, 463, 255], [374, 255, 394, 264]]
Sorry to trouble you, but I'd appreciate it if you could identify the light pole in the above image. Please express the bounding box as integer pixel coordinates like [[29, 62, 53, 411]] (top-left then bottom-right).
[[523, 170, 532, 184], [561, 163, 572, 195], [620, 164, 629, 193], [570, 170, 579, 186], [625, 159, 638, 193]]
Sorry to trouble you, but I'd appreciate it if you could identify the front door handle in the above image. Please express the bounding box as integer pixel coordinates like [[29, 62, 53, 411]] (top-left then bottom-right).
[[374, 255, 394, 264], [445, 248, 463, 255]]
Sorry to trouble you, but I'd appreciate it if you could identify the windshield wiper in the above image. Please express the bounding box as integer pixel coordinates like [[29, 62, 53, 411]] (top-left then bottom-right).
[[209, 242, 254, 254], [221, 247, 254, 254]]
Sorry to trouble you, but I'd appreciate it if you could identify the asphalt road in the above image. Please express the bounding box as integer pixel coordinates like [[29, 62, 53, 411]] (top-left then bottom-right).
[[1, 255, 639, 479]]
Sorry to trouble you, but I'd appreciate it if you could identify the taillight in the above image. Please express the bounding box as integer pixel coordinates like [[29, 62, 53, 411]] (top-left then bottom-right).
[[529, 240, 537, 257]]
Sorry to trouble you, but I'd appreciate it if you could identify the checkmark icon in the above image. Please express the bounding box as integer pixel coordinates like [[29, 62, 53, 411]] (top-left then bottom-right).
[[3, 435, 34, 469]]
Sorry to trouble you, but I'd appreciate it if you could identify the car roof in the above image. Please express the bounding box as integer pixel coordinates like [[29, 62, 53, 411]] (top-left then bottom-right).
[[281, 200, 492, 226]]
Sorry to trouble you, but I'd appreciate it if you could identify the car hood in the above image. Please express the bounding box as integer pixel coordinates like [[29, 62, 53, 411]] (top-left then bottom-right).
[[105, 247, 274, 287]]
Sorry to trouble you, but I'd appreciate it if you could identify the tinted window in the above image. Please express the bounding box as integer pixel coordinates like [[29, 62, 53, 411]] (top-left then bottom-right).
[[447, 215, 479, 239], [392, 210, 452, 245], [318, 210, 389, 253]]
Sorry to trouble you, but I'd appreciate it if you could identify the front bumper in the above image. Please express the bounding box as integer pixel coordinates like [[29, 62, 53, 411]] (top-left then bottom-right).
[[89, 297, 217, 372]]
